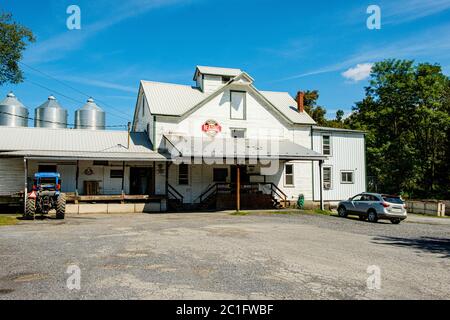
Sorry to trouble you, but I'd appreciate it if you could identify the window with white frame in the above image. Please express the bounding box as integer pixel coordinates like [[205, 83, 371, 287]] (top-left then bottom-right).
[[341, 171, 354, 184], [178, 164, 189, 185], [230, 91, 246, 120], [285, 164, 294, 186], [322, 135, 331, 155], [323, 166, 332, 190]]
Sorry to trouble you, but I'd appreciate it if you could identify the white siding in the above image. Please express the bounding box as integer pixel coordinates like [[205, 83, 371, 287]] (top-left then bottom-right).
[[0, 158, 24, 195], [265, 160, 313, 201], [312, 131, 366, 201], [154, 87, 311, 150], [134, 89, 153, 146], [202, 74, 224, 94]]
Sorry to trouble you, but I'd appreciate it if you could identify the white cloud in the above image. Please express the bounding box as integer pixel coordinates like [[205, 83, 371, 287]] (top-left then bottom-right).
[[342, 63, 373, 82]]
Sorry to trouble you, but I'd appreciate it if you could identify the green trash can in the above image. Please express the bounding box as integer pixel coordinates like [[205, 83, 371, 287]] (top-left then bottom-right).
[[297, 194, 305, 209]]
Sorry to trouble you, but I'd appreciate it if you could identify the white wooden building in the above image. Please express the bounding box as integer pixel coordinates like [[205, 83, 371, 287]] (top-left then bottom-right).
[[0, 65, 366, 211], [132, 66, 367, 209]]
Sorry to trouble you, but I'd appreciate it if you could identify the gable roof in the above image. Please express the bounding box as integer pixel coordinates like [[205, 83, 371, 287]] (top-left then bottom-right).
[[193, 66, 242, 80], [140, 79, 316, 124], [141, 80, 207, 116]]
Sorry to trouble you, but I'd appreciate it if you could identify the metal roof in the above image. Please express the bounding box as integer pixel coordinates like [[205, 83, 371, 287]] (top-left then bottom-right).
[[36, 95, 64, 110], [0, 127, 166, 161], [312, 126, 366, 134], [140, 81, 316, 124], [0, 92, 27, 109], [260, 91, 316, 125], [141, 80, 208, 116], [165, 135, 326, 160], [194, 66, 242, 80]]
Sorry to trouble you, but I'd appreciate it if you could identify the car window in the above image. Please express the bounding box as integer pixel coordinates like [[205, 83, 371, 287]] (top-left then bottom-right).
[[383, 196, 404, 204], [352, 195, 363, 201]]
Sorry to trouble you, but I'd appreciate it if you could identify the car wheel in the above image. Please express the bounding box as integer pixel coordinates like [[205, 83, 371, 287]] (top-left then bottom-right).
[[338, 206, 347, 218], [391, 219, 401, 224], [368, 210, 378, 223]]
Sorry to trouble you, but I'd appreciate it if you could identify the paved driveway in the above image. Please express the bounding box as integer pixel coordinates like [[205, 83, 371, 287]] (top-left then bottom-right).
[[0, 212, 449, 300]]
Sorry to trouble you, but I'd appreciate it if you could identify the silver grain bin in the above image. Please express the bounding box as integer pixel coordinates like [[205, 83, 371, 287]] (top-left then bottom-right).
[[34, 95, 68, 129], [0, 92, 29, 127], [75, 98, 105, 130]]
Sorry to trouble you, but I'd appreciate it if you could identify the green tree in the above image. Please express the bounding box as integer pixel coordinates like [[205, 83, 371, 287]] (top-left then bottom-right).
[[347, 59, 450, 198], [0, 12, 35, 85], [303, 90, 328, 126]]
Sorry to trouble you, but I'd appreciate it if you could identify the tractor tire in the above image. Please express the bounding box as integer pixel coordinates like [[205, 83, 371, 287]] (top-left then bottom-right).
[[25, 198, 36, 220], [56, 193, 66, 220]]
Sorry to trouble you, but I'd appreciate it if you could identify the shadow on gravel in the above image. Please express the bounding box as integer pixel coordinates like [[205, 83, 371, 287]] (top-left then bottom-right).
[[372, 236, 450, 258]]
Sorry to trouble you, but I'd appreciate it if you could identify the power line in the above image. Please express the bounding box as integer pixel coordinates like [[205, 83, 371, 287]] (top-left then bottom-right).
[[23, 78, 130, 122], [19, 61, 133, 119], [0, 110, 128, 129]]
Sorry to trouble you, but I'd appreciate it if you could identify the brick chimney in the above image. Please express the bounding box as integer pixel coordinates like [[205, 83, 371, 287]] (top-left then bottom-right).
[[296, 91, 305, 113]]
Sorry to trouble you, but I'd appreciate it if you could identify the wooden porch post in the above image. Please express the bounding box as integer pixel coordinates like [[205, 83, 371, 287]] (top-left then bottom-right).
[[236, 165, 241, 212], [24, 158, 28, 214], [319, 160, 324, 211], [121, 161, 125, 204], [75, 160, 79, 204]]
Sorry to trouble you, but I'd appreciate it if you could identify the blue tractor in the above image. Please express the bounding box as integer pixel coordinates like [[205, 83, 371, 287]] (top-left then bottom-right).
[[25, 172, 66, 220]]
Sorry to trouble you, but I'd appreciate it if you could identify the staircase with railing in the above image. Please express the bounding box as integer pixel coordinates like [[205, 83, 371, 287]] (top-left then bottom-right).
[[196, 182, 288, 210], [167, 184, 184, 211]]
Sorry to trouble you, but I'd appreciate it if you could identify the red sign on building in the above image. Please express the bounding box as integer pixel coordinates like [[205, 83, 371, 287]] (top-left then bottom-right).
[[202, 120, 222, 137]]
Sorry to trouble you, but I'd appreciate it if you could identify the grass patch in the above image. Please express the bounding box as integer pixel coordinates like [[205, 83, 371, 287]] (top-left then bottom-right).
[[231, 211, 250, 216], [0, 216, 19, 226]]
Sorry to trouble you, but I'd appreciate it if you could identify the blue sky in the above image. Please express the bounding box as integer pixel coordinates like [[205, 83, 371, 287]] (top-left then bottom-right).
[[2, 0, 450, 128]]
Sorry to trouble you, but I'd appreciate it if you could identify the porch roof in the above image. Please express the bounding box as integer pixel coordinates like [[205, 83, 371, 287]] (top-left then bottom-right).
[[0, 150, 169, 161], [164, 135, 326, 161], [0, 127, 169, 162]]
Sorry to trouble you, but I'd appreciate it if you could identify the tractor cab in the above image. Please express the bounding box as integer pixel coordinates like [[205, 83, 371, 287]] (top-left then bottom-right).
[[25, 172, 66, 220], [33, 172, 61, 192]]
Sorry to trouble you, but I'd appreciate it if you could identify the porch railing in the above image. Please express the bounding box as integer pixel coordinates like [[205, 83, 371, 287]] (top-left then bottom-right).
[[196, 182, 287, 208]]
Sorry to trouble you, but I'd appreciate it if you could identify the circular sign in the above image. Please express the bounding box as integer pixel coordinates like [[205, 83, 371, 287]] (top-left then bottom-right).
[[202, 119, 222, 137]]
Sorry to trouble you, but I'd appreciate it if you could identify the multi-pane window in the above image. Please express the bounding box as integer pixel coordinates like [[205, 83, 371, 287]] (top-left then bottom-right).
[[323, 167, 332, 190], [322, 135, 331, 155], [178, 164, 189, 185], [341, 171, 354, 184], [285, 164, 294, 186], [230, 91, 246, 120]]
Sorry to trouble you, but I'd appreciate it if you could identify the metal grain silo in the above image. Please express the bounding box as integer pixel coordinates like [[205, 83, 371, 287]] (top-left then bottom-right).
[[0, 92, 29, 127], [75, 98, 105, 130], [34, 95, 68, 128]]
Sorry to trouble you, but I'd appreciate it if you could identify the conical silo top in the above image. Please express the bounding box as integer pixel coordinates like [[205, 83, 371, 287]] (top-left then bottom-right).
[[37, 95, 63, 109], [1, 92, 26, 109], [80, 97, 103, 111]]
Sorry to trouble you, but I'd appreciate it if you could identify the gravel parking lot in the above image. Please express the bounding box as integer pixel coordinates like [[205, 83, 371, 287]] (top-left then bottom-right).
[[0, 211, 449, 300]]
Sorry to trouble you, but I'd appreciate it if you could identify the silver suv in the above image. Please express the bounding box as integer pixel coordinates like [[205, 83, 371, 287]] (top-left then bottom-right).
[[337, 193, 407, 224]]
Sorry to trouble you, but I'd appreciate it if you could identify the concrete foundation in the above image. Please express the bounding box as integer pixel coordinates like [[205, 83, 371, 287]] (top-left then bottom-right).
[[67, 202, 167, 215]]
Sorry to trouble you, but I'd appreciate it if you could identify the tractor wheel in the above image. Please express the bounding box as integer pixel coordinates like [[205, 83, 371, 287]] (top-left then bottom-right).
[[25, 198, 36, 220], [56, 194, 66, 220]]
